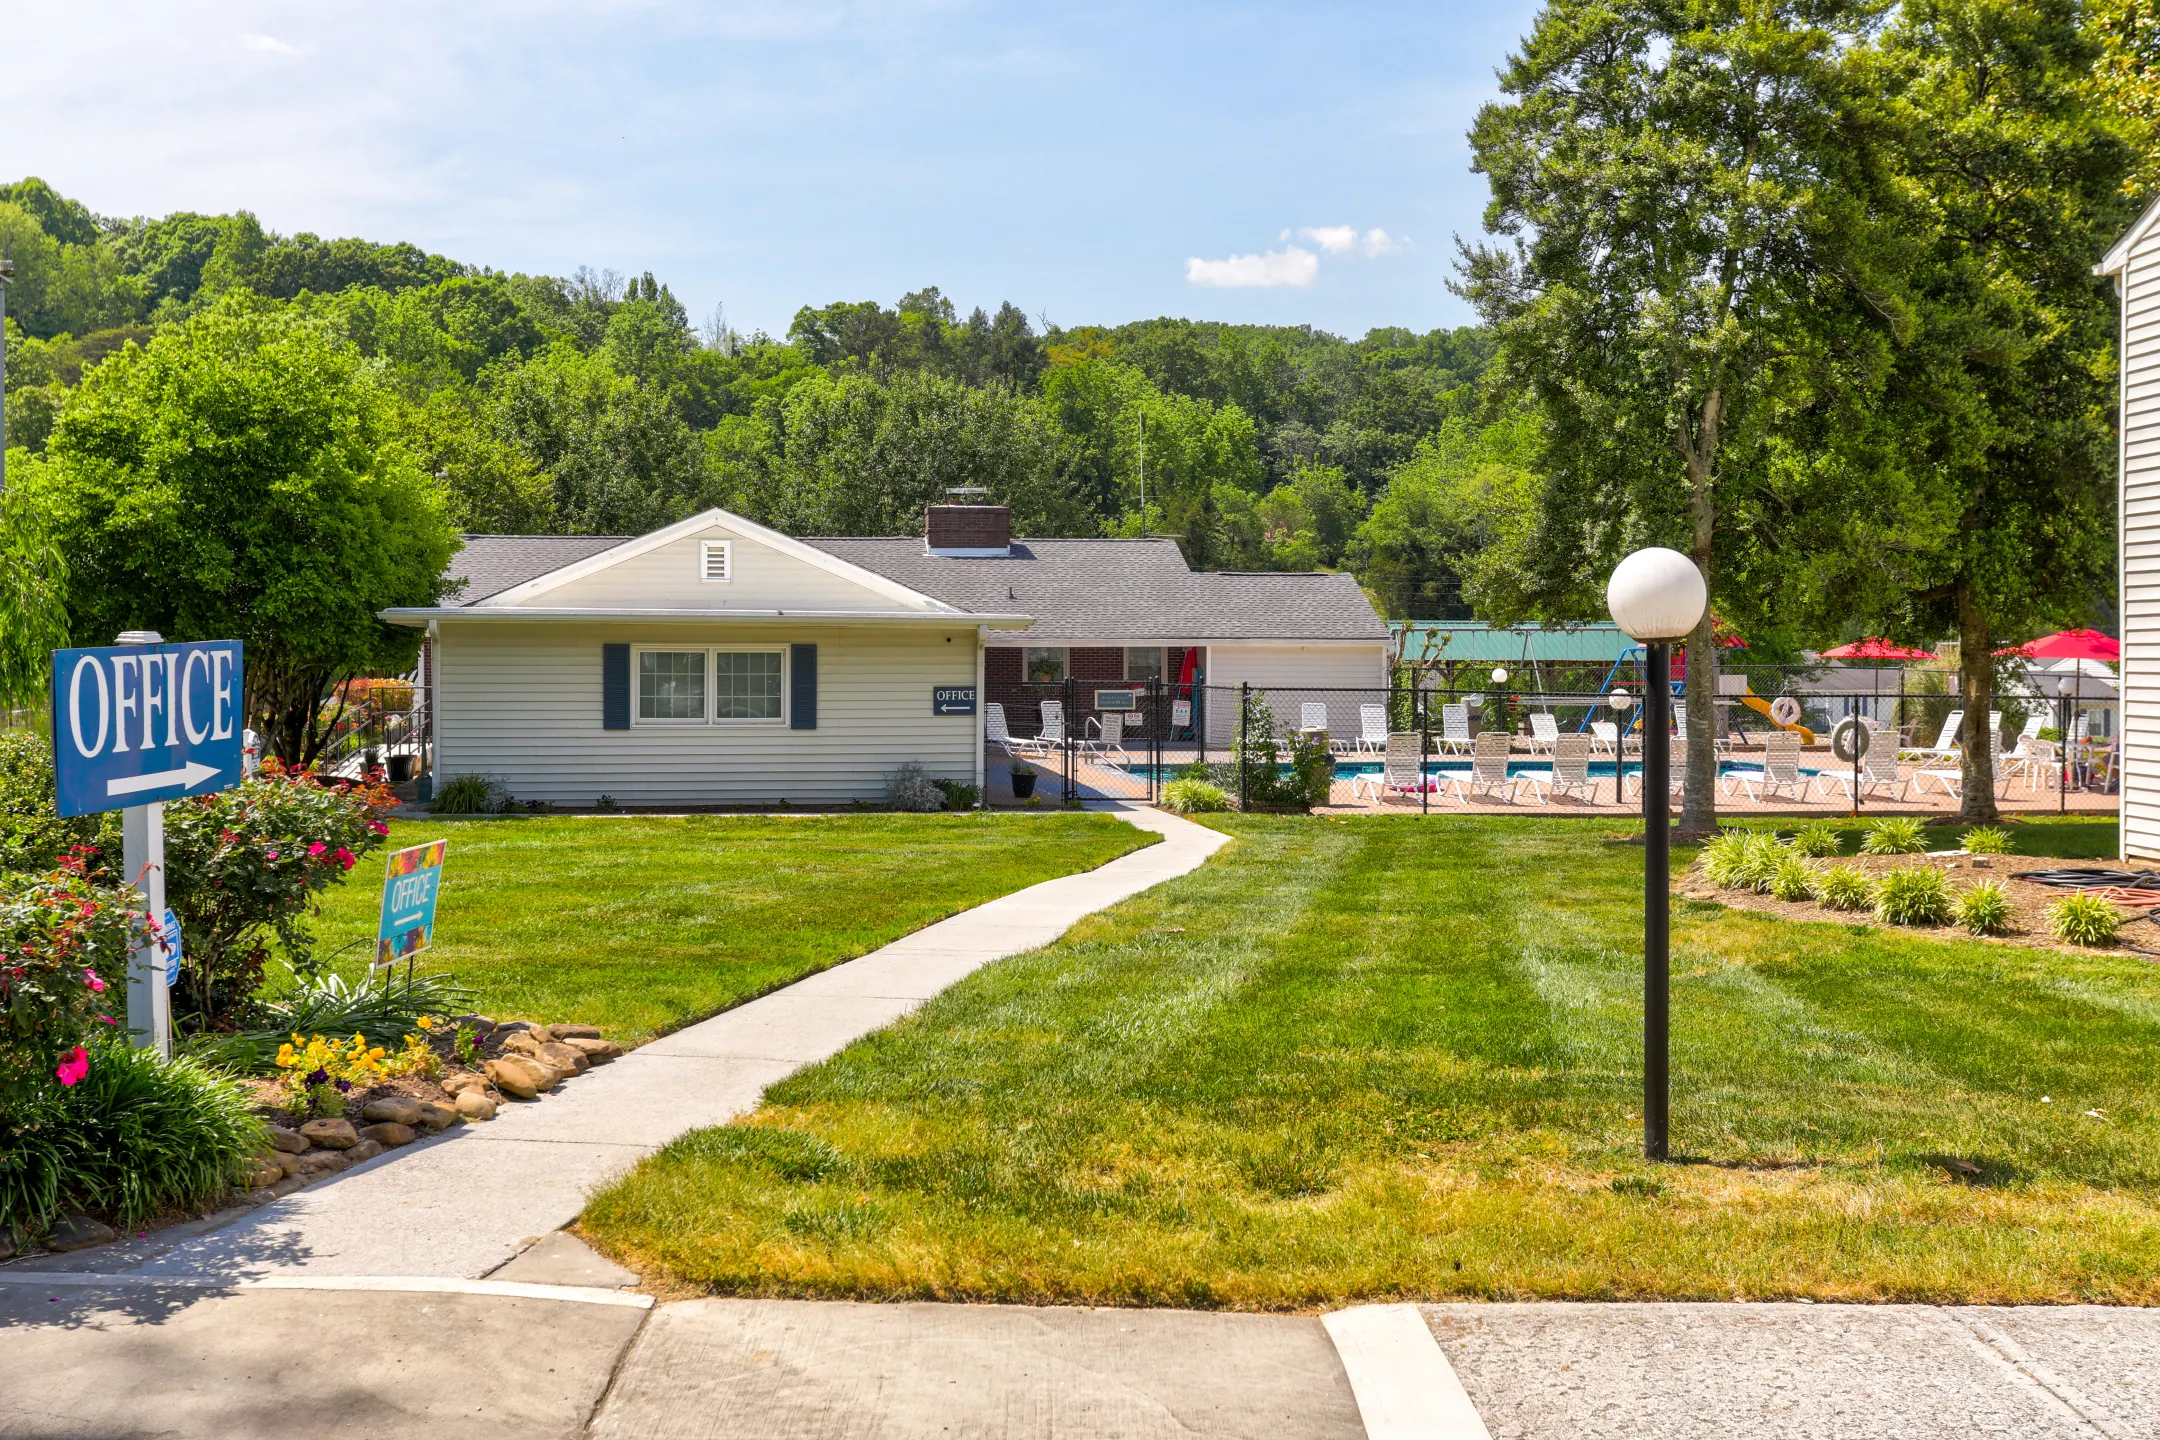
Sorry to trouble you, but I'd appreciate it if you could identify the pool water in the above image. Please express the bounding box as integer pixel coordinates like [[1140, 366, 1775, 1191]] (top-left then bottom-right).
[[1120, 758, 1826, 781]]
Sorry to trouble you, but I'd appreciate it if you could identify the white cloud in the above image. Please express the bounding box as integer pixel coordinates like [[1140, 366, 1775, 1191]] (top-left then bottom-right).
[[238, 32, 306, 56], [1185, 246, 1319, 288], [1299, 224, 1358, 254], [1361, 227, 1402, 254]]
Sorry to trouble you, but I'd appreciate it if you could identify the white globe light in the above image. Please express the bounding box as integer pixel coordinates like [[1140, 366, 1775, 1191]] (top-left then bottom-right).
[[1609, 690, 1632, 710], [1606, 548, 1708, 643], [1492, 667, 1509, 684]]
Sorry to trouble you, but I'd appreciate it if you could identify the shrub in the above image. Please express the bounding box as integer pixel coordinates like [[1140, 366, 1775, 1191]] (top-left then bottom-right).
[[160, 766, 397, 1028], [1955, 880, 2013, 936], [1768, 855, 1817, 902], [1790, 821, 1845, 858], [431, 774, 503, 815], [1697, 831, 1753, 888], [931, 780, 980, 811], [1962, 826, 2014, 856], [2049, 892, 2121, 947], [1162, 778, 1230, 814], [1, 1041, 265, 1237], [0, 856, 138, 1111], [1874, 867, 1953, 926], [1861, 817, 1928, 855], [1231, 696, 1334, 810], [1815, 864, 1876, 911], [884, 763, 946, 813], [1739, 833, 1789, 892], [0, 733, 105, 873], [186, 968, 472, 1073]]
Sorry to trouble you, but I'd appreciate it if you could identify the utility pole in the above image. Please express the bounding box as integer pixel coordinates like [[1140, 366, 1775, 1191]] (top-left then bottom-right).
[[1, 256, 12, 494], [1138, 411, 1146, 518]]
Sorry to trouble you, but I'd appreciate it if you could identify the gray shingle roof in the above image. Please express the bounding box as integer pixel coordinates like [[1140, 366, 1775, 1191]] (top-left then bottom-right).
[[442, 531, 1387, 642], [805, 537, 1387, 642], [446, 534, 626, 604]]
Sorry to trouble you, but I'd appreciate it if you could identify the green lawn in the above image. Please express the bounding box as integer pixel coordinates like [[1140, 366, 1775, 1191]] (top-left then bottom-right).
[[305, 813, 1152, 1044], [581, 813, 2160, 1307], [1723, 814, 2119, 859]]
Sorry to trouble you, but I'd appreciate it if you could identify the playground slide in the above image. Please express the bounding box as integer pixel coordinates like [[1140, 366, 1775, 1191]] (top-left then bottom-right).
[[1738, 693, 1817, 744]]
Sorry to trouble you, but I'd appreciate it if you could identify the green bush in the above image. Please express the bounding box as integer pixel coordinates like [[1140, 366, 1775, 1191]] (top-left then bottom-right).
[[1790, 821, 1845, 858], [1162, 778, 1230, 814], [0, 860, 137, 1110], [1954, 880, 2013, 936], [431, 774, 502, 814], [161, 766, 398, 1028], [2048, 892, 2120, 947], [1874, 867, 1953, 926], [1230, 696, 1334, 810], [185, 967, 473, 1073], [1739, 833, 1788, 892], [1, 1041, 265, 1237], [1815, 864, 1876, 911], [1697, 832, 1753, 888], [1861, 817, 1928, 855], [932, 780, 980, 811], [0, 733, 106, 873], [1962, 826, 2013, 856], [1768, 855, 1817, 902]]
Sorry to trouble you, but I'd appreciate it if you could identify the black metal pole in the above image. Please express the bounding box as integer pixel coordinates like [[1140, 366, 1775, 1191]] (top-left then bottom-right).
[[1239, 682, 1251, 811], [1419, 683, 1430, 815], [1644, 641, 1672, 1162]]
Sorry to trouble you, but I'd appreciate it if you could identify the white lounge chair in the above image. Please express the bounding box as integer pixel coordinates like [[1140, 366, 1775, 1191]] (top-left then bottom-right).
[[1467, 730, 1517, 804], [1588, 721, 1619, 758], [1527, 712, 1560, 753], [1355, 705, 1388, 755], [1029, 700, 1068, 758], [1900, 710, 1964, 762], [1437, 703, 1472, 755], [1298, 702, 1347, 754], [1517, 735, 1595, 805], [1721, 732, 1807, 802], [986, 702, 1022, 757], [1999, 736, 2057, 793], [1813, 720, 1907, 803], [1914, 732, 2005, 798]]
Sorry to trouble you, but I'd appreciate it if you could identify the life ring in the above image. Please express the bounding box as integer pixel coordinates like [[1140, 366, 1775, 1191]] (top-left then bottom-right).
[[1830, 717, 1871, 764], [1769, 696, 1803, 727]]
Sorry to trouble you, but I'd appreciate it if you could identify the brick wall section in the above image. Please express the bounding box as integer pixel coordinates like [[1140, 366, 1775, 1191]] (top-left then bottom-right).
[[985, 645, 1203, 737], [926, 506, 1011, 551]]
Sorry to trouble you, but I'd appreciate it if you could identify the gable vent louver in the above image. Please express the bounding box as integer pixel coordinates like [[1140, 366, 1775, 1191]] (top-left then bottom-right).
[[700, 540, 732, 583]]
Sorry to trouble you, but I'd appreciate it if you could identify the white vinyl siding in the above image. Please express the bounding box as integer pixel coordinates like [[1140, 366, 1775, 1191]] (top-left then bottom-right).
[[516, 525, 930, 613], [2124, 227, 2160, 859], [1203, 642, 1390, 747], [432, 621, 979, 806]]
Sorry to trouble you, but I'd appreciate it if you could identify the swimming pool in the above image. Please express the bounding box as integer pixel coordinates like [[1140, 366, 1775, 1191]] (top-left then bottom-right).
[[1118, 758, 1827, 782]]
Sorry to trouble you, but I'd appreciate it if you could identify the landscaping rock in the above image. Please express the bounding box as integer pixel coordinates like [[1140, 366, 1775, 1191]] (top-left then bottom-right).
[[551, 1023, 602, 1040], [491, 1020, 535, 1039], [242, 1187, 277, 1207], [537, 1041, 590, 1075], [0, 1228, 16, 1261], [344, 1138, 384, 1163], [413, 1100, 459, 1131], [268, 1175, 306, 1198], [358, 1122, 417, 1148], [299, 1118, 359, 1149], [562, 1036, 622, 1063], [498, 1030, 551, 1059], [272, 1150, 306, 1178], [361, 1095, 423, 1126], [485, 1056, 550, 1099], [441, 1071, 490, 1097], [244, 1156, 284, 1188], [47, 1211, 118, 1252], [300, 1150, 350, 1175], [266, 1125, 309, 1154], [453, 1091, 498, 1121]]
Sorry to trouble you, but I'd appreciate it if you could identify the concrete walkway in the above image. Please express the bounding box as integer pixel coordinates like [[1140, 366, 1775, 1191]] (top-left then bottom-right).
[[20, 803, 1226, 1283]]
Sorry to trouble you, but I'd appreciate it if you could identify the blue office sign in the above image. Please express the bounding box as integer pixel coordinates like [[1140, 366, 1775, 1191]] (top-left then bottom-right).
[[51, 641, 245, 817], [933, 685, 977, 716]]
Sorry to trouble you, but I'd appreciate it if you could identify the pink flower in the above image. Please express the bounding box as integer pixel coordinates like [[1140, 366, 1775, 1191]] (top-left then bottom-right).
[[55, 1046, 89, 1087], [335, 847, 356, 871], [266, 850, 280, 861], [307, 842, 327, 859], [83, 969, 105, 994], [98, 1015, 116, 1025]]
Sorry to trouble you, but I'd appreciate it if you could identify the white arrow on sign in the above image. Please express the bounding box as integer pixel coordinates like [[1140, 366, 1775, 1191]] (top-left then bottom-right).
[[107, 761, 221, 798]]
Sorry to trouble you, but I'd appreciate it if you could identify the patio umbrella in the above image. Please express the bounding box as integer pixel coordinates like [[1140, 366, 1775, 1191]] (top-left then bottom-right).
[[1818, 638, 1938, 660], [1995, 628, 2119, 662]]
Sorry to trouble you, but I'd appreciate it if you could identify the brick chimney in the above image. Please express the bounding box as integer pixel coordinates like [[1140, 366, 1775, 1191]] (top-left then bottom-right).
[[925, 504, 1011, 557]]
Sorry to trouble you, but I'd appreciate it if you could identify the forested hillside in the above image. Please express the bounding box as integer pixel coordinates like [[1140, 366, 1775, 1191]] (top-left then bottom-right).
[[0, 177, 1524, 619]]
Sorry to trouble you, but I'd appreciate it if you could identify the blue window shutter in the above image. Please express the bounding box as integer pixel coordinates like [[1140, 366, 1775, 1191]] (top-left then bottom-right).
[[602, 644, 631, 730], [790, 644, 817, 729]]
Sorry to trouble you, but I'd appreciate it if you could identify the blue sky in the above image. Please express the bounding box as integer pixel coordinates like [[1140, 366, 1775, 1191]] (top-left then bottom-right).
[[9, 1, 1542, 340]]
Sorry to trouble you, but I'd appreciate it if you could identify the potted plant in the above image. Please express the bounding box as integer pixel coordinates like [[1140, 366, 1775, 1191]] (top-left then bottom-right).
[[1008, 759, 1037, 800]]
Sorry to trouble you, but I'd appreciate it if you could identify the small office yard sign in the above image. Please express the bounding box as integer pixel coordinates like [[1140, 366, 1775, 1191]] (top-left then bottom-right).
[[933, 685, 977, 716], [377, 840, 449, 965], [50, 640, 246, 817]]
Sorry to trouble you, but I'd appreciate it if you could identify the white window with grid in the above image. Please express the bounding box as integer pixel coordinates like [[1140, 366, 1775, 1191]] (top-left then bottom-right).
[[637, 650, 707, 722], [633, 645, 785, 725], [715, 650, 784, 720]]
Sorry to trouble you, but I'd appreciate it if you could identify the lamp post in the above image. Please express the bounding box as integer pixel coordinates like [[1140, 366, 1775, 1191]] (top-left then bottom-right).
[[1492, 667, 1510, 737], [1606, 548, 1708, 1161]]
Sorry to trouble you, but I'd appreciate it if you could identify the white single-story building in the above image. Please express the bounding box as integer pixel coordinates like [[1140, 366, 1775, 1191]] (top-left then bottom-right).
[[2100, 197, 2160, 858], [382, 504, 1389, 807]]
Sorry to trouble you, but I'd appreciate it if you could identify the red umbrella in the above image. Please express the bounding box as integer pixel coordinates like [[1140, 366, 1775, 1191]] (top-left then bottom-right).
[[1820, 638, 1937, 660], [1997, 629, 2119, 663]]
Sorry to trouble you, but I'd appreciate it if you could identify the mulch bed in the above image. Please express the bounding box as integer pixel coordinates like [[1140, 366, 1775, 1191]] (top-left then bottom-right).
[[1678, 851, 2160, 958]]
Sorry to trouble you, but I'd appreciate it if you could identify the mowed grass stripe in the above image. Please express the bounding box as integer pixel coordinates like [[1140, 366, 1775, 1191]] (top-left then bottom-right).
[[304, 813, 1152, 1045], [581, 816, 2160, 1305]]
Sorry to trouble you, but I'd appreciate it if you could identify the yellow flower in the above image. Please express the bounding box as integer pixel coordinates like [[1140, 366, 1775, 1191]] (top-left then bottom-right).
[[416, 1015, 435, 1031]]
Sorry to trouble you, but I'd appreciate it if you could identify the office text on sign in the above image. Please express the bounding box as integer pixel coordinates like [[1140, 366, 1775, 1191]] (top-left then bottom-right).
[[50, 641, 245, 818], [377, 840, 448, 965]]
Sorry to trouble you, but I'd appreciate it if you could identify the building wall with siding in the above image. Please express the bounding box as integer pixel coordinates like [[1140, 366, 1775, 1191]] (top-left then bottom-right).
[[2124, 231, 2160, 858], [1202, 642, 1390, 746], [497, 523, 940, 614], [432, 620, 982, 806]]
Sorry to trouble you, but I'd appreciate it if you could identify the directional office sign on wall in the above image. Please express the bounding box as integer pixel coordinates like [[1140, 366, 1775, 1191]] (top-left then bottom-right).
[[50, 641, 246, 818], [933, 685, 977, 716]]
